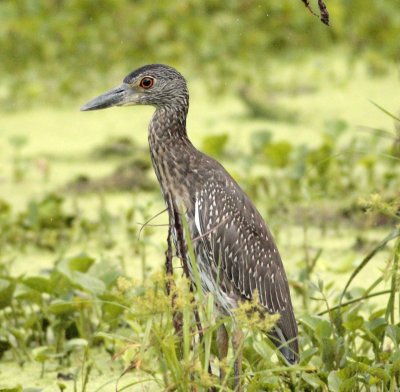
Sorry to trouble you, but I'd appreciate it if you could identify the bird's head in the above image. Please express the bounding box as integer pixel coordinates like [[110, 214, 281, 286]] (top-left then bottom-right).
[[81, 64, 188, 112]]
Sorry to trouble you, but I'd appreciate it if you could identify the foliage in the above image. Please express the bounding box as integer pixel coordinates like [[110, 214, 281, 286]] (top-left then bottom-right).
[[1, 5, 400, 384], [1, 106, 400, 390], [0, 218, 399, 390], [0, 0, 399, 109], [234, 118, 400, 235]]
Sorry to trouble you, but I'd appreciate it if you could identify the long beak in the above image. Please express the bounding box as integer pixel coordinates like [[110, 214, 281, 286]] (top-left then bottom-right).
[[80, 84, 130, 111]]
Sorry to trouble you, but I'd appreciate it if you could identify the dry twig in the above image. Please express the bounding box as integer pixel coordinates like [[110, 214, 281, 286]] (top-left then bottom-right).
[[300, 0, 330, 26]]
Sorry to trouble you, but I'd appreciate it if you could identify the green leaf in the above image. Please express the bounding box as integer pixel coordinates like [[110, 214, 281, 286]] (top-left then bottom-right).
[[386, 325, 400, 345], [56, 255, 105, 294], [367, 317, 387, 332], [72, 271, 106, 295], [68, 254, 95, 272], [13, 284, 42, 303], [302, 372, 324, 388], [300, 314, 320, 329], [301, 315, 332, 339], [369, 367, 389, 383], [253, 339, 274, 361], [0, 278, 16, 309], [315, 319, 333, 339], [23, 276, 54, 294], [32, 346, 54, 363], [321, 338, 337, 370], [0, 386, 22, 392], [100, 293, 126, 320], [300, 347, 319, 364], [327, 370, 340, 392], [48, 299, 76, 315], [65, 338, 88, 352], [57, 254, 95, 275], [94, 332, 118, 342], [343, 313, 364, 331]]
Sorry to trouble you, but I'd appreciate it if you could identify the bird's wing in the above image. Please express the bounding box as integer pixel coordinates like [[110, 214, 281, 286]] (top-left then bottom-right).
[[192, 169, 299, 363]]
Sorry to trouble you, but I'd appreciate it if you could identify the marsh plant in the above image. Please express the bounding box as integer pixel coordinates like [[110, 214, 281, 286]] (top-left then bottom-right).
[[0, 194, 399, 390], [1, 0, 400, 389]]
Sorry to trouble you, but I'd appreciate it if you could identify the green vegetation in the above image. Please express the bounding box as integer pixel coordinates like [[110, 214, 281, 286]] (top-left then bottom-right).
[[1, 0, 399, 109], [1, 1, 400, 391]]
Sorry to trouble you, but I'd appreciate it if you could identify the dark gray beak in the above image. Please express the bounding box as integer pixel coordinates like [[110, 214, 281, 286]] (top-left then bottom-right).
[[80, 84, 130, 111]]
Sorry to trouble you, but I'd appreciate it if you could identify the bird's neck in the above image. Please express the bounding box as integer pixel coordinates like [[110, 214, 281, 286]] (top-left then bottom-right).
[[149, 105, 189, 143], [148, 104, 196, 208]]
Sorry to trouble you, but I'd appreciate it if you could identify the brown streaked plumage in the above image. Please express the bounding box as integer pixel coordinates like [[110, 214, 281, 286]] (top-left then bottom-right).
[[81, 64, 299, 368]]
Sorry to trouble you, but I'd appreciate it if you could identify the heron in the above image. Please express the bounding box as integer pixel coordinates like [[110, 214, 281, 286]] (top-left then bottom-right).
[[81, 64, 299, 389]]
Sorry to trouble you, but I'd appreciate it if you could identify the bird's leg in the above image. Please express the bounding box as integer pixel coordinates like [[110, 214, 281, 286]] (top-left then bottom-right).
[[216, 323, 229, 384], [172, 204, 191, 277], [232, 328, 244, 392], [165, 224, 183, 338], [165, 225, 173, 295]]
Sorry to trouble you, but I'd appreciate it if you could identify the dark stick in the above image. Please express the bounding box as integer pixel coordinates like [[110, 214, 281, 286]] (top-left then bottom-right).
[[171, 204, 191, 277], [318, 0, 330, 26], [300, 0, 330, 26], [301, 0, 318, 17]]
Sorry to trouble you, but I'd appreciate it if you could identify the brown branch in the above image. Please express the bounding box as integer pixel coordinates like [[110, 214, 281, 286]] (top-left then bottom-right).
[[300, 0, 330, 26], [301, 0, 318, 17], [318, 0, 330, 26]]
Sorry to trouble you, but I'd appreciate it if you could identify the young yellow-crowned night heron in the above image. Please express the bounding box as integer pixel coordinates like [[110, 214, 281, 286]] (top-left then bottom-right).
[[81, 64, 299, 370]]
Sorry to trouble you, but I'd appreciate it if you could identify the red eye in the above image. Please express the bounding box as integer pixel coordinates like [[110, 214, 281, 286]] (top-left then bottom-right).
[[140, 77, 154, 89]]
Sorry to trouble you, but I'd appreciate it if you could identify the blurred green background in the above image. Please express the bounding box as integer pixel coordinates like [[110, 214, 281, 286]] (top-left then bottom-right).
[[1, 0, 399, 109], [1, 1, 400, 391]]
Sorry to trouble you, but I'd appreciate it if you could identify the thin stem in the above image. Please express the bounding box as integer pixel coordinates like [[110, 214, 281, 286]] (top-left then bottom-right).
[[318, 289, 392, 316], [386, 238, 400, 324], [339, 228, 400, 307]]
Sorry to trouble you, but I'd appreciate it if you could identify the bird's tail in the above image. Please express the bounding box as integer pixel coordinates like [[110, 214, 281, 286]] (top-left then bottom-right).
[[267, 324, 299, 364]]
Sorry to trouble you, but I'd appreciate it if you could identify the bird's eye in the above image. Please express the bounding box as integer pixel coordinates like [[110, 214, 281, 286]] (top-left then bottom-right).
[[140, 77, 155, 89]]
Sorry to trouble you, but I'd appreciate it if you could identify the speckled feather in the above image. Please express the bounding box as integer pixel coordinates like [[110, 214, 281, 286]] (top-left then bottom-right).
[[190, 171, 299, 363], [132, 64, 299, 363]]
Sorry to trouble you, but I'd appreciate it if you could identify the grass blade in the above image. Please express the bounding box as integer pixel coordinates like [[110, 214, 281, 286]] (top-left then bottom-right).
[[369, 100, 400, 122], [339, 227, 400, 306]]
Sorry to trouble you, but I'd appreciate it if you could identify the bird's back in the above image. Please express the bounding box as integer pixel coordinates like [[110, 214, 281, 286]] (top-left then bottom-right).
[[179, 151, 299, 363]]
